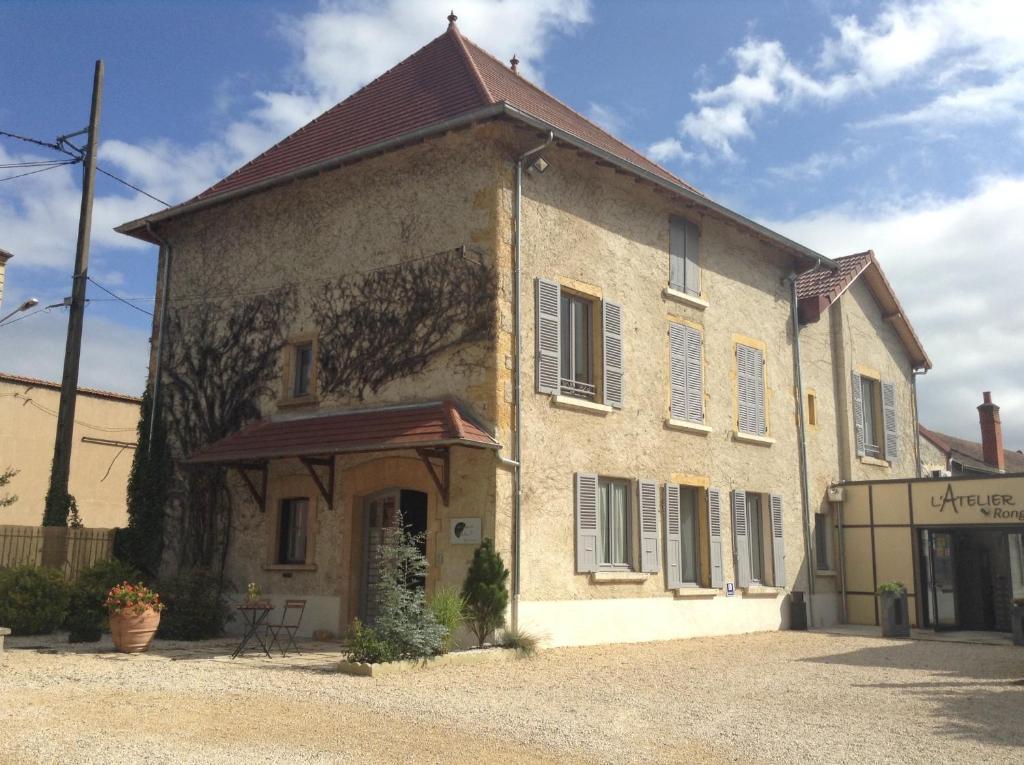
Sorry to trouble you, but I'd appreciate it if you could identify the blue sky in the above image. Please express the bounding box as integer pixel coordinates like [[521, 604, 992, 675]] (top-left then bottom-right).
[[2, 0, 1022, 446]]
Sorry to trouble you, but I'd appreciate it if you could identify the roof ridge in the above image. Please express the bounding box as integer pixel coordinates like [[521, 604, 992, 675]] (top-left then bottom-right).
[[447, 24, 494, 105], [459, 34, 694, 191]]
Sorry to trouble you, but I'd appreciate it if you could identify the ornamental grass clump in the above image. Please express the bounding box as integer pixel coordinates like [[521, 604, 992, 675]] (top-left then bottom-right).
[[428, 585, 466, 654], [461, 538, 509, 648]]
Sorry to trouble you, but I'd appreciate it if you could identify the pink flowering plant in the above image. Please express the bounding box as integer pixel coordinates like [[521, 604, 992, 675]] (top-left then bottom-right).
[[105, 581, 165, 616]]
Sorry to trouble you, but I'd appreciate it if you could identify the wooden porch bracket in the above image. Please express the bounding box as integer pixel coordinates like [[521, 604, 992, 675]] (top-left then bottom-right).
[[232, 462, 268, 512], [300, 456, 335, 510], [416, 447, 450, 507]]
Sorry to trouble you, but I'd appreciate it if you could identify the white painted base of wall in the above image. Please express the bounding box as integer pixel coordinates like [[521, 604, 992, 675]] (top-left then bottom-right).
[[518, 594, 788, 648], [224, 594, 342, 639]]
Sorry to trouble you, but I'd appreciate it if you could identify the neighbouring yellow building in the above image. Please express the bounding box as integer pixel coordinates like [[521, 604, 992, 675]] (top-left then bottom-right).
[[0, 373, 140, 528], [117, 17, 952, 645]]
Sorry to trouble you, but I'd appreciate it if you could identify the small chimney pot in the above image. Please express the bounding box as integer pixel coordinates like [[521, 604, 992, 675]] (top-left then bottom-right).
[[978, 391, 1005, 471]]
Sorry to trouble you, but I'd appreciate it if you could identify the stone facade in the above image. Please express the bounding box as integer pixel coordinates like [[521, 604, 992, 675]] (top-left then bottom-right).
[[141, 120, 924, 645]]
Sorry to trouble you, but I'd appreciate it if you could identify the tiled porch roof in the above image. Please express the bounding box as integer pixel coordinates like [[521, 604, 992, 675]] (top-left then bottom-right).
[[187, 400, 499, 464]]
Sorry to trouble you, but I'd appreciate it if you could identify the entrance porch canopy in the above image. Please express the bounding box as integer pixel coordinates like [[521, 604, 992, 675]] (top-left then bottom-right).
[[186, 400, 500, 509]]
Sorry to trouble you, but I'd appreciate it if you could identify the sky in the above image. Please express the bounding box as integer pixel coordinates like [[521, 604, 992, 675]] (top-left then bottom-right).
[[1, 0, 1022, 447]]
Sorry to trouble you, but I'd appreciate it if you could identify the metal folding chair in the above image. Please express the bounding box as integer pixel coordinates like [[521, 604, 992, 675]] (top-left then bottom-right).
[[266, 599, 306, 657]]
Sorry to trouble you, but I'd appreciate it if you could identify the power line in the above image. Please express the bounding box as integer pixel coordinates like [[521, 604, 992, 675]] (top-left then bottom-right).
[[0, 161, 78, 183], [96, 166, 170, 207], [0, 306, 49, 326], [0, 129, 63, 152], [86, 276, 154, 316]]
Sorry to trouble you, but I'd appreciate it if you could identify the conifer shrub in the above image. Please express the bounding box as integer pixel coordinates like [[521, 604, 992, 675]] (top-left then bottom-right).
[[0, 565, 69, 635], [461, 538, 509, 648]]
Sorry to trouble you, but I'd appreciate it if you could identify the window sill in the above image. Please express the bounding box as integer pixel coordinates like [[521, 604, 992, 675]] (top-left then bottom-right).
[[553, 395, 612, 415], [278, 394, 319, 409], [742, 585, 784, 597], [665, 419, 712, 436], [663, 287, 709, 311], [673, 586, 719, 599], [589, 571, 648, 584], [859, 455, 891, 468], [815, 569, 838, 577], [732, 431, 775, 447], [262, 563, 317, 572]]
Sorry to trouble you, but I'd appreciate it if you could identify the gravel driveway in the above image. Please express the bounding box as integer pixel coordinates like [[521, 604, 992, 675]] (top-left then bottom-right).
[[2, 631, 1023, 764]]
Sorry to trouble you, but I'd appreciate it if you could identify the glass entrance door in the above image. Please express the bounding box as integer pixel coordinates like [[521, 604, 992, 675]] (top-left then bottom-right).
[[930, 531, 958, 630], [360, 490, 400, 625]]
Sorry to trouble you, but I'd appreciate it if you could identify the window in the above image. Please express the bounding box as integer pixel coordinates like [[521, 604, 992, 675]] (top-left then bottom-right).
[[277, 497, 309, 565], [736, 343, 766, 435], [815, 512, 831, 571], [806, 391, 817, 427], [853, 372, 898, 461], [677, 487, 700, 584], [293, 342, 314, 397], [732, 490, 784, 588], [598, 479, 630, 568], [560, 292, 594, 399], [669, 322, 704, 424], [669, 216, 700, 296], [746, 494, 766, 584]]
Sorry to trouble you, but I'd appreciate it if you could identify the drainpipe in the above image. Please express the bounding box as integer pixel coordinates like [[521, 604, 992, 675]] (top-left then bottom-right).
[[510, 131, 553, 632], [787, 265, 819, 628], [837, 495, 847, 622], [912, 366, 927, 478], [145, 222, 172, 454]]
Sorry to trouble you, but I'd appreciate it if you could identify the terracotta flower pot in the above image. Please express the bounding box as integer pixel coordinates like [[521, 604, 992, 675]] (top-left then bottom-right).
[[110, 608, 161, 653]]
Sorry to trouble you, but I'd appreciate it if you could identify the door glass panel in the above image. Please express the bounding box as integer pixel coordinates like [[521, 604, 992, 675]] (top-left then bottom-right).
[[1009, 533, 1024, 602], [747, 494, 764, 584], [931, 532, 958, 629], [679, 488, 698, 584]]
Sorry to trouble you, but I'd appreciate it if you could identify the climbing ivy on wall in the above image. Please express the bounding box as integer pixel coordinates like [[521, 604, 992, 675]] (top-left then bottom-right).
[[121, 387, 171, 577], [312, 246, 495, 400]]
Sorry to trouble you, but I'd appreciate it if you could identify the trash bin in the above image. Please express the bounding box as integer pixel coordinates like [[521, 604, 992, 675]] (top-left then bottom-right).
[[790, 591, 808, 631]]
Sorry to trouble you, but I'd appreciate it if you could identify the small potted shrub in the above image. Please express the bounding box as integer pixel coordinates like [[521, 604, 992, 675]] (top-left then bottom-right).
[[106, 581, 164, 653], [877, 581, 910, 638], [1012, 597, 1024, 647]]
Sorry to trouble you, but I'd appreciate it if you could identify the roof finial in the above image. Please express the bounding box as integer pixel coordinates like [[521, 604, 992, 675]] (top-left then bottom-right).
[[447, 10, 457, 27], [510, 53, 520, 73]]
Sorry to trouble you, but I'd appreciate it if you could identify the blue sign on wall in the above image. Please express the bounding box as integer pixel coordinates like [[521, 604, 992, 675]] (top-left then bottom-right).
[[726, 582, 735, 597]]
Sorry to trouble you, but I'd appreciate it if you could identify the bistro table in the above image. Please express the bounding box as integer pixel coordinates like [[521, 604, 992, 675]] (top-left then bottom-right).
[[232, 601, 274, 659]]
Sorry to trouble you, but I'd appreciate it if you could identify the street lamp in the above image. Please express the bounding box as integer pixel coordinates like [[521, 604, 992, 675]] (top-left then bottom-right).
[[0, 297, 40, 326]]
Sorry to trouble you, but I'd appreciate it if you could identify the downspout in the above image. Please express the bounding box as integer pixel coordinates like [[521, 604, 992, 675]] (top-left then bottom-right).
[[912, 366, 927, 478], [787, 265, 819, 628], [145, 222, 172, 454], [837, 496, 847, 622], [510, 131, 553, 632]]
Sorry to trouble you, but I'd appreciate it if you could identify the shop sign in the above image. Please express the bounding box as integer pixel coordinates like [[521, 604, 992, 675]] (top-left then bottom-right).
[[929, 483, 1024, 521], [450, 517, 482, 544]]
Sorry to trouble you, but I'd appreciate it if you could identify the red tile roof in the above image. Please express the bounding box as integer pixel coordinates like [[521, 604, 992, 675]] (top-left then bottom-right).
[[187, 400, 499, 464], [919, 424, 1024, 473], [0, 371, 142, 404], [796, 251, 871, 303]]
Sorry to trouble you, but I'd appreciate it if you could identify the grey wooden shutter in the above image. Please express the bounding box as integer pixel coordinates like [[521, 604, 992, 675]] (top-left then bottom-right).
[[851, 371, 865, 457], [707, 487, 724, 589], [665, 484, 682, 588], [684, 325, 704, 423], [602, 300, 624, 408], [575, 473, 599, 573], [639, 479, 659, 573], [732, 490, 751, 587], [684, 218, 701, 296], [769, 494, 785, 588], [669, 323, 686, 420], [737, 345, 765, 434], [881, 381, 898, 461], [535, 278, 561, 395]]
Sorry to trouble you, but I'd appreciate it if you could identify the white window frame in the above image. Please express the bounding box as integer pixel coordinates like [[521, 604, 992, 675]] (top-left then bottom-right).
[[560, 291, 596, 400], [598, 478, 632, 570]]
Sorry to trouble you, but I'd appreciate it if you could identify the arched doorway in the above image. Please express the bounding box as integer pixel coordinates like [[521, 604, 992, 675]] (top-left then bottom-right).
[[359, 488, 428, 624]]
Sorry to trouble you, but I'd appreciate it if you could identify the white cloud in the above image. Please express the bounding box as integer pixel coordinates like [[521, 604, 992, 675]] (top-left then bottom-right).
[[586, 102, 624, 134], [767, 145, 872, 181], [765, 174, 1024, 446], [654, 0, 1024, 161], [647, 137, 693, 164]]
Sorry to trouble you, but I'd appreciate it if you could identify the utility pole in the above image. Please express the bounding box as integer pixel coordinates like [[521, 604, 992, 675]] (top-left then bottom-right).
[[43, 60, 104, 527]]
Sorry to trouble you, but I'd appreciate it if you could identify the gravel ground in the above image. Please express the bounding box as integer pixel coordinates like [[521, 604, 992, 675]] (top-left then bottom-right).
[[2, 630, 1023, 764]]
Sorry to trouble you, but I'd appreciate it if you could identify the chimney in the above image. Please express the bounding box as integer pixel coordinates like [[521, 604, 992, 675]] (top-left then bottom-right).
[[978, 391, 1005, 471]]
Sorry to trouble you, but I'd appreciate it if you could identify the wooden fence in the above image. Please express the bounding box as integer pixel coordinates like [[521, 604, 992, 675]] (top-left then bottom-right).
[[0, 525, 116, 579]]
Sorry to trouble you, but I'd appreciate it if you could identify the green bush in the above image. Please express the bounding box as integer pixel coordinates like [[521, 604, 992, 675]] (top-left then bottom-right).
[[0, 565, 69, 635], [345, 618, 395, 664], [65, 558, 142, 642], [500, 627, 540, 657], [428, 585, 466, 654], [156, 568, 231, 640], [461, 538, 509, 647], [877, 581, 907, 596]]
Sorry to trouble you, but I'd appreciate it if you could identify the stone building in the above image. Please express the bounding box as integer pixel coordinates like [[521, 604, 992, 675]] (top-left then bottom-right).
[[919, 392, 1024, 476], [117, 18, 930, 645]]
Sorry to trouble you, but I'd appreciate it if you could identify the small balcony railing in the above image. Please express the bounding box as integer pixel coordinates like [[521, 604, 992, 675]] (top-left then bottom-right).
[[560, 378, 596, 400]]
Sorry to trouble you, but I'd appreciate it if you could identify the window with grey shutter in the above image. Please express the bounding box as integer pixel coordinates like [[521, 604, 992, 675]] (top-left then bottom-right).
[[737, 344, 766, 435], [664, 484, 682, 588], [732, 489, 751, 587], [769, 494, 785, 588], [669, 216, 701, 296], [575, 473, 599, 573], [602, 300, 624, 408], [707, 488, 724, 588], [639, 479, 659, 573], [535, 278, 561, 394], [851, 371, 865, 457], [881, 381, 898, 461], [669, 323, 704, 423]]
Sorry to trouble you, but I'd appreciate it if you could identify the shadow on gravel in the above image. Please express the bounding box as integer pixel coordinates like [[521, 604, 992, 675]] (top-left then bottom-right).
[[802, 639, 1024, 750]]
